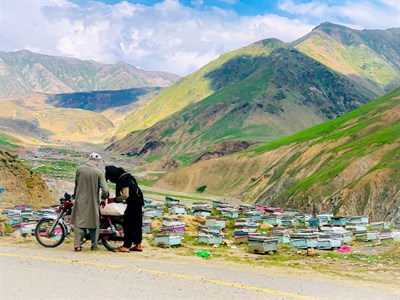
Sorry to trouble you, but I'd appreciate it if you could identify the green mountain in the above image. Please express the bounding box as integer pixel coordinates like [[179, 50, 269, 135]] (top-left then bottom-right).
[[0, 50, 180, 97], [46, 87, 161, 112], [294, 22, 400, 94], [155, 89, 400, 221], [109, 23, 399, 165]]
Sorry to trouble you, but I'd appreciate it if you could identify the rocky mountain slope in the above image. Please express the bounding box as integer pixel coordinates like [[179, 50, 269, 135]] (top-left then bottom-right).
[[0, 50, 180, 97], [155, 89, 400, 221], [0, 150, 54, 209], [108, 23, 399, 165]]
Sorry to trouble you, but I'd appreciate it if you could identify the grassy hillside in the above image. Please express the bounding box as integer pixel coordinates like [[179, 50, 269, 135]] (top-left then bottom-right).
[[110, 48, 375, 164], [155, 89, 400, 221], [294, 22, 400, 94], [114, 39, 285, 137], [35, 108, 114, 142]]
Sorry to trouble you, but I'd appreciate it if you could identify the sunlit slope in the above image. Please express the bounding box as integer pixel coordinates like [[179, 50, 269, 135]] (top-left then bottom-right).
[[110, 48, 375, 163], [35, 108, 114, 142], [156, 89, 400, 221], [0, 100, 47, 140], [295, 22, 400, 94], [114, 39, 285, 137], [0, 99, 114, 143]]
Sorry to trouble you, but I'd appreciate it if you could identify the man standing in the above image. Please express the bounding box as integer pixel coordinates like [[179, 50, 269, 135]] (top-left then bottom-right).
[[71, 153, 109, 251]]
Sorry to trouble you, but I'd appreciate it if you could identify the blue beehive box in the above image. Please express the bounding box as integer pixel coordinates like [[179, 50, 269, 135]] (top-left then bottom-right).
[[198, 232, 223, 245], [205, 218, 226, 229], [290, 233, 319, 249], [281, 218, 299, 227], [248, 236, 279, 254], [262, 215, 282, 226], [354, 230, 379, 241], [317, 238, 342, 250], [349, 216, 369, 224], [309, 218, 319, 227], [283, 209, 299, 217], [168, 205, 187, 215], [331, 216, 349, 226], [316, 214, 333, 225], [221, 209, 239, 219], [165, 196, 180, 206], [193, 209, 211, 217], [154, 232, 182, 247]]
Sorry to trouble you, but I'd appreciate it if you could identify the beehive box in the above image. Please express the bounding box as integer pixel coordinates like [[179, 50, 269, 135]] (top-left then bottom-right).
[[248, 236, 279, 254], [154, 232, 182, 248]]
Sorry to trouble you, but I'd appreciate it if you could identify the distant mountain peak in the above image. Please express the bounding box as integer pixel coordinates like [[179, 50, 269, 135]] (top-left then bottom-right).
[[0, 50, 180, 97]]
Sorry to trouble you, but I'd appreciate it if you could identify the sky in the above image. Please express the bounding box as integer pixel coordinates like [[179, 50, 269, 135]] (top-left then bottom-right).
[[1, 0, 399, 76]]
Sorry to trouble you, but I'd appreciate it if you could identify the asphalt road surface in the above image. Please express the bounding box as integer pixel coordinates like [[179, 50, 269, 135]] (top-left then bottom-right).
[[0, 244, 398, 300]]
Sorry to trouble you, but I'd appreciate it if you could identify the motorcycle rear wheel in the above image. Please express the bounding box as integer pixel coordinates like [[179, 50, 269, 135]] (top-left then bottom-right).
[[101, 218, 124, 251], [35, 218, 66, 248]]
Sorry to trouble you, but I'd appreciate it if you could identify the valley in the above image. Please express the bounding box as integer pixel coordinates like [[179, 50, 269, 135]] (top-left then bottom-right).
[[0, 22, 399, 223], [1, 2, 400, 299]]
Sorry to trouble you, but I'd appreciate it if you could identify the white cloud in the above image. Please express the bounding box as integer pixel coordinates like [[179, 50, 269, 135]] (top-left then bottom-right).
[[278, 0, 400, 29], [0, 0, 396, 76], [379, 0, 400, 9]]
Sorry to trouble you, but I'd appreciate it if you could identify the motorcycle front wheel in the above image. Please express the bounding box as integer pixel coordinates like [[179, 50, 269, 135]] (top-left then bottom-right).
[[100, 218, 124, 251], [35, 218, 66, 248]]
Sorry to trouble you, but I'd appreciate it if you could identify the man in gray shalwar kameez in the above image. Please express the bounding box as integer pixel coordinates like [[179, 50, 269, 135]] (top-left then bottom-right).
[[71, 153, 109, 251]]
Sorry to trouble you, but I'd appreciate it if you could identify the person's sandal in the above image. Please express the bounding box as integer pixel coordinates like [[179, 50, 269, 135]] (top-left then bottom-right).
[[75, 246, 82, 252], [130, 244, 143, 252], [113, 247, 130, 253]]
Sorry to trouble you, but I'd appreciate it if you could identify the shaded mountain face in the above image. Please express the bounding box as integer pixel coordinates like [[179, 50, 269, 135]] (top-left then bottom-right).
[[155, 89, 400, 222], [46, 87, 161, 112], [0, 50, 180, 97], [108, 48, 375, 164], [294, 22, 400, 94]]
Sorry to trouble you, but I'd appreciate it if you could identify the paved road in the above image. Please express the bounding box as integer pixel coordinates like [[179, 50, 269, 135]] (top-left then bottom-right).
[[0, 244, 398, 300]]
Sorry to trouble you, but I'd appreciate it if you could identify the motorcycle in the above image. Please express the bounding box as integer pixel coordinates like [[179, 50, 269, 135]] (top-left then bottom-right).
[[35, 193, 124, 251]]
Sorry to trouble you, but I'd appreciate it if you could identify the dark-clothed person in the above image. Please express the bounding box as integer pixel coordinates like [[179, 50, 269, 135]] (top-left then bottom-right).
[[71, 153, 109, 251], [105, 165, 144, 252]]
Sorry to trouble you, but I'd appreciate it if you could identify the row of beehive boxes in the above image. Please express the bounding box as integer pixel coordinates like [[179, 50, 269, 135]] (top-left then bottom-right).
[[150, 215, 400, 250]]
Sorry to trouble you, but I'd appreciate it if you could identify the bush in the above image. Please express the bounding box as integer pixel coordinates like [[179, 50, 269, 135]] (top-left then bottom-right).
[[196, 185, 207, 193]]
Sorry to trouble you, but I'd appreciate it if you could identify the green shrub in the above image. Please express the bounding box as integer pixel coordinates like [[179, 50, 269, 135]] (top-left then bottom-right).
[[196, 185, 207, 193]]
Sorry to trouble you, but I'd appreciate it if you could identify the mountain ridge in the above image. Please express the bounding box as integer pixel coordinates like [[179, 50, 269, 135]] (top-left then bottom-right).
[[0, 49, 180, 97]]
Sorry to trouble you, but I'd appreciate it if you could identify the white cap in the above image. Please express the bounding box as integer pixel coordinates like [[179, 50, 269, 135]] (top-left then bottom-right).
[[89, 152, 102, 160]]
